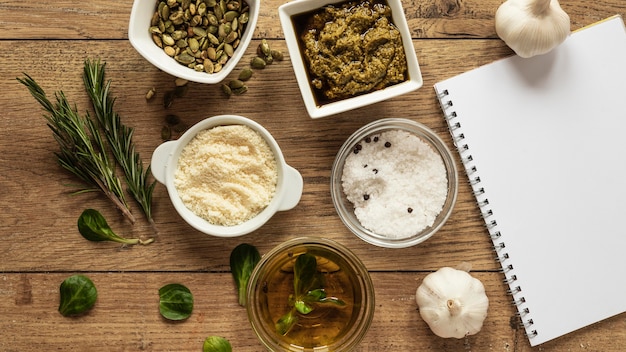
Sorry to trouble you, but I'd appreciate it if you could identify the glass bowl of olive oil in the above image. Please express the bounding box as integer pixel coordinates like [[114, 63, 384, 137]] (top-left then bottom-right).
[[246, 237, 375, 351]]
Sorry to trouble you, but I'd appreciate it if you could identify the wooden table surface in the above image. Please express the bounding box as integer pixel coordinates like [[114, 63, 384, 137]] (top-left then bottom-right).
[[2, 0, 625, 351]]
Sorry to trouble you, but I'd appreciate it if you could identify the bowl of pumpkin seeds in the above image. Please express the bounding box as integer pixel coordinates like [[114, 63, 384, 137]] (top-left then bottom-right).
[[129, 0, 259, 84]]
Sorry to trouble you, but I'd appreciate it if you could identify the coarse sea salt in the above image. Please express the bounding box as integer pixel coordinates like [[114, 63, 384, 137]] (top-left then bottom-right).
[[341, 129, 448, 239]]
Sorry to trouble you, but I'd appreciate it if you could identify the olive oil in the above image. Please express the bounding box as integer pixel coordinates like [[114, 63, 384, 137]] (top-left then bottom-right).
[[258, 248, 362, 348]]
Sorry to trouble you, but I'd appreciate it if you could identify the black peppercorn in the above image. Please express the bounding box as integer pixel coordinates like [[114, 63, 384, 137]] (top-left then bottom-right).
[[365, 137, 371, 143], [363, 194, 370, 200], [407, 207, 413, 213], [373, 168, 378, 174], [384, 141, 391, 148]]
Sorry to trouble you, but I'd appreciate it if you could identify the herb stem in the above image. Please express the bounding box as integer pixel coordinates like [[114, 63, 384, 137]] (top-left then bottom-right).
[[82, 59, 157, 235], [17, 74, 136, 224]]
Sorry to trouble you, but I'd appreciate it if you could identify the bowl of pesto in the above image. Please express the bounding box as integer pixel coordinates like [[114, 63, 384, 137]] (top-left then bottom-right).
[[278, 0, 423, 118]]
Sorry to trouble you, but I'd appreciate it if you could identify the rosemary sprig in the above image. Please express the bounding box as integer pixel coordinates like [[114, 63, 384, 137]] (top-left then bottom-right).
[[17, 74, 136, 224], [82, 59, 157, 234]]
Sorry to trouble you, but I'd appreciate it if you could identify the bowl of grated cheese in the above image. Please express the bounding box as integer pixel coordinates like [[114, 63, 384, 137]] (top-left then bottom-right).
[[150, 114, 303, 237], [330, 118, 458, 248]]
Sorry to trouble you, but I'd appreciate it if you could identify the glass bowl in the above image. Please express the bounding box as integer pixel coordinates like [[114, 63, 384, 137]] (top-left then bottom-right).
[[330, 118, 458, 248], [246, 237, 375, 351]]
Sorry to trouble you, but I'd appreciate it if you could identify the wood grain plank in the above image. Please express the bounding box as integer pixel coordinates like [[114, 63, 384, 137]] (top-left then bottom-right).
[[1, 39, 504, 273], [1, 0, 624, 39], [4, 3, 626, 349], [0, 272, 516, 351], [2, 272, 624, 351]]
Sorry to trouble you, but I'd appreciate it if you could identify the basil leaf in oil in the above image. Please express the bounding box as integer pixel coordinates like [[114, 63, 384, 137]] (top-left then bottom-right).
[[275, 308, 298, 336], [275, 253, 346, 335], [159, 283, 193, 321], [293, 253, 322, 298], [58, 275, 98, 316]]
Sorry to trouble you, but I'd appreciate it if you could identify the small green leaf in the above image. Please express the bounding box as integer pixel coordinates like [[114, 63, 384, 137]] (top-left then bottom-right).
[[203, 336, 232, 352], [58, 275, 97, 316], [275, 309, 298, 336], [293, 253, 321, 296], [304, 288, 327, 302], [229, 243, 261, 306], [159, 283, 193, 321], [275, 252, 347, 336], [77, 209, 153, 245], [294, 299, 314, 315]]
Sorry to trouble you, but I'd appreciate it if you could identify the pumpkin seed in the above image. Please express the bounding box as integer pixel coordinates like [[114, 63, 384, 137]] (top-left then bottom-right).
[[188, 37, 200, 52], [258, 39, 271, 57], [250, 56, 266, 69], [150, 0, 251, 75], [225, 31, 238, 44], [204, 59, 214, 73], [152, 34, 163, 48], [165, 114, 181, 125], [161, 125, 172, 141], [163, 90, 175, 108], [238, 67, 253, 81], [164, 46, 176, 56], [221, 83, 232, 97], [145, 87, 156, 101], [175, 52, 196, 65], [271, 49, 284, 61], [224, 43, 234, 57]]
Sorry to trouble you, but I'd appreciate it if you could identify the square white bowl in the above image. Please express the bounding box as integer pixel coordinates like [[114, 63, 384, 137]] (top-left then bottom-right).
[[128, 0, 259, 84], [278, 0, 423, 119]]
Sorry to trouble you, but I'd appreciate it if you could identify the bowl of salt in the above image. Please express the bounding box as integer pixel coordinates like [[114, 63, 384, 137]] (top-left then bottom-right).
[[330, 118, 458, 248]]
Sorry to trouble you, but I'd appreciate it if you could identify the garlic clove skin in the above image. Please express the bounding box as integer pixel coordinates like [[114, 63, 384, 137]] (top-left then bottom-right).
[[416, 267, 489, 339], [495, 0, 570, 58]]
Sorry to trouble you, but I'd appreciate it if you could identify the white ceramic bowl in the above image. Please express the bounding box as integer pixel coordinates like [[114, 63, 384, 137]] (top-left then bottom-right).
[[330, 118, 458, 248], [128, 0, 259, 84], [278, 0, 422, 119], [151, 115, 303, 237]]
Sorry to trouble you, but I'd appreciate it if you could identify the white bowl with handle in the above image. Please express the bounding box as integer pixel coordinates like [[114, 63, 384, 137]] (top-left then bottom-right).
[[151, 114, 303, 237]]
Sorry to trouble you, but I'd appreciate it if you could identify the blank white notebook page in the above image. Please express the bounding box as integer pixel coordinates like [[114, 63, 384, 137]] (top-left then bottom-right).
[[434, 15, 626, 346]]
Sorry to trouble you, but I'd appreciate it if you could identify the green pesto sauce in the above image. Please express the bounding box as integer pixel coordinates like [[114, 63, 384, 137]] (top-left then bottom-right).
[[295, 0, 409, 104]]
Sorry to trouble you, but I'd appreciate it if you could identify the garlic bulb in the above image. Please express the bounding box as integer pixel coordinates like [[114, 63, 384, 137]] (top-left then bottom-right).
[[495, 0, 570, 58], [415, 267, 489, 338]]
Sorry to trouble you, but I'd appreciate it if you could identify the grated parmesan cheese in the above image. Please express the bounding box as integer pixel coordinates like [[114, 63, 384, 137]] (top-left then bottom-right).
[[174, 125, 278, 226], [341, 129, 448, 239]]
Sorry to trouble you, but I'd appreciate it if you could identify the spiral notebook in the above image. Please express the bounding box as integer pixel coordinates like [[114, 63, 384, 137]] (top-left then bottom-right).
[[434, 15, 626, 346]]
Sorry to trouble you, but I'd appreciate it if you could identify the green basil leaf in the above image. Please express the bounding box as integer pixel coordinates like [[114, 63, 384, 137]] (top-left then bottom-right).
[[58, 275, 97, 316], [275, 309, 298, 336], [203, 336, 232, 352], [304, 288, 327, 302], [159, 283, 193, 321], [293, 253, 320, 296], [294, 299, 314, 315], [78, 209, 153, 245], [229, 243, 260, 306]]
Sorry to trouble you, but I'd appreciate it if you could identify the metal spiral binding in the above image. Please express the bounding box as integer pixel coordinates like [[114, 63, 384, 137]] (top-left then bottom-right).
[[440, 87, 535, 340]]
